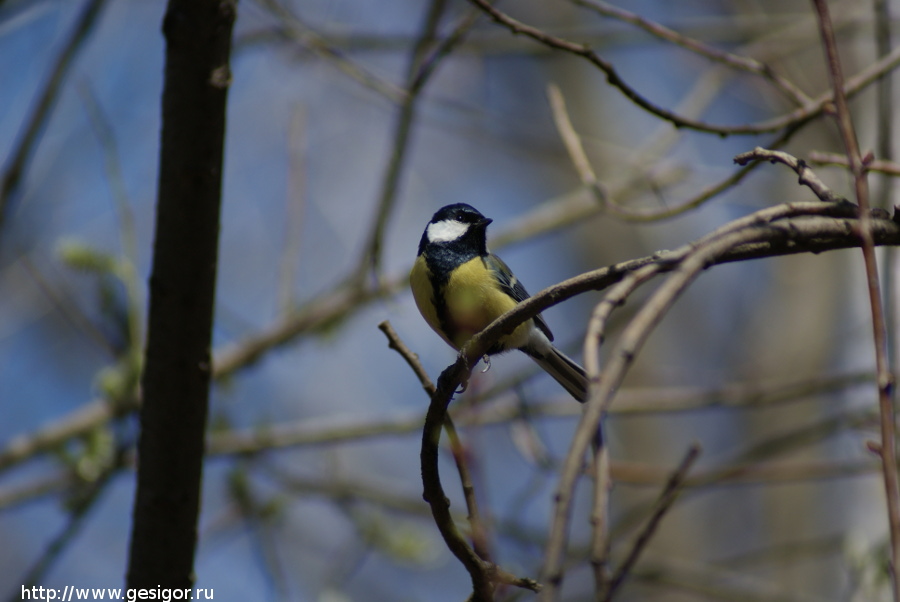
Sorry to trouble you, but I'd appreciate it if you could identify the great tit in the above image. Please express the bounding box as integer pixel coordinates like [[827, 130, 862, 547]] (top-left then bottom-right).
[[410, 203, 588, 402]]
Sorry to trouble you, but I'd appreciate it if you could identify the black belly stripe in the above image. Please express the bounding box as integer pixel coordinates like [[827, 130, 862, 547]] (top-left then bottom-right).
[[424, 243, 480, 347], [429, 272, 454, 344]]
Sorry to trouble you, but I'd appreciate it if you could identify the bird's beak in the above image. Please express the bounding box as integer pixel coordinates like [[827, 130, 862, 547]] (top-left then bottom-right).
[[478, 217, 493, 228]]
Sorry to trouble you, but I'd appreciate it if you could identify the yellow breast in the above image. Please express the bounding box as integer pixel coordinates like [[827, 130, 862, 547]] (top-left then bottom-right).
[[411, 255, 532, 351]]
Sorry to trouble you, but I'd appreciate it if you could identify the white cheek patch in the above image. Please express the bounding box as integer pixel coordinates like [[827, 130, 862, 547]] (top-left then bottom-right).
[[427, 219, 469, 243]]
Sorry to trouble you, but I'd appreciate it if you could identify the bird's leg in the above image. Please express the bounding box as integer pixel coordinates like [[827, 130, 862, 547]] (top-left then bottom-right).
[[456, 350, 471, 393]]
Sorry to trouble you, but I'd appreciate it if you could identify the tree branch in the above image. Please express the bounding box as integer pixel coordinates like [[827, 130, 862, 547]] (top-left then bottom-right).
[[467, 0, 900, 136], [572, 0, 810, 106], [810, 3, 900, 599], [0, 0, 110, 231], [603, 444, 701, 601]]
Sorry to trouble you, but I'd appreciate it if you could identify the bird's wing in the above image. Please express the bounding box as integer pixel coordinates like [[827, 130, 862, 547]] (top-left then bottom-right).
[[484, 253, 554, 341]]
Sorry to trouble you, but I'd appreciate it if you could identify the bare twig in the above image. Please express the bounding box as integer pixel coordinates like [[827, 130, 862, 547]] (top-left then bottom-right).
[[277, 106, 307, 312], [0, 0, 110, 230], [873, 0, 896, 207], [604, 444, 701, 601], [810, 3, 900, 599], [873, 1, 900, 544], [212, 279, 391, 378], [809, 151, 900, 176], [0, 398, 135, 472], [14, 463, 120, 601], [253, 0, 407, 103], [0, 472, 74, 512], [378, 320, 493, 559], [357, 0, 454, 284], [545, 92, 808, 223], [733, 147, 846, 203], [547, 83, 600, 191], [630, 553, 827, 602], [467, 0, 732, 135], [378, 320, 436, 395], [591, 440, 613, 597], [467, 0, 900, 136], [571, 0, 810, 105]]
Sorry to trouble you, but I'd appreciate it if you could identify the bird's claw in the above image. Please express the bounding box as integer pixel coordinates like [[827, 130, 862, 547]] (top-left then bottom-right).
[[454, 352, 491, 394]]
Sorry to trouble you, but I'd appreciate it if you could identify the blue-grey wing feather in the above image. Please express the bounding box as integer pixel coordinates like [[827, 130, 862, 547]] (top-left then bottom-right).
[[484, 253, 554, 341]]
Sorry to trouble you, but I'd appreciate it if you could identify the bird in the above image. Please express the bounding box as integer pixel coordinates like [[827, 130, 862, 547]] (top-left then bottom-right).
[[409, 203, 588, 402]]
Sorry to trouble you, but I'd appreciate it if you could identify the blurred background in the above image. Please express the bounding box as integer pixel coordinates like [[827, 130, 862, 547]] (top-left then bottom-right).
[[0, 0, 897, 600]]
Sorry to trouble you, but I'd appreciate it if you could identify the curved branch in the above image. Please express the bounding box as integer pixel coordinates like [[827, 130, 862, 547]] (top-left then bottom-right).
[[571, 0, 810, 106], [467, 0, 900, 136]]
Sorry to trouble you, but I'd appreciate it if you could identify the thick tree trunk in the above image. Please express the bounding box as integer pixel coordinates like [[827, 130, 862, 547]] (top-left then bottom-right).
[[126, 0, 236, 589]]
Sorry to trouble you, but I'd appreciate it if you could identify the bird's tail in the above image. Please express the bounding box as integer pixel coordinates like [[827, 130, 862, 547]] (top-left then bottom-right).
[[530, 345, 588, 403]]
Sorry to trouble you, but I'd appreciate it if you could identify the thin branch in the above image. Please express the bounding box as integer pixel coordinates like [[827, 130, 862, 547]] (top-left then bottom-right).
[[547, 83, 600, 191], [590, 439, 613, 597], [874, 1, 900, 546], [13, 465, 119, 602], [378, 322, 501, 583], [809, 151, 900, 176], [630, 554, 827, 602], [212, 279, 391, 378], [550, 4, 852, 223], [873, 0, 896, 207], [277, 106, 307, 312], [604, 444, 701, 601], [811, 3, 900, 600], [545, 96, 808, 223], [467, 0, 900, 136], [0, 472, 73, 512], [571, 0, 810, 106], [467, 0, 731, 135], [378, 320, 436, 395], [733, 147, 846, 203], [0, 398, 134, 472], [356, 0, 451, 285], [355, 5, 480, 283], [580, 259, 661, 600], [0, 0, 110, 230], [254, 0, 407, 103]]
